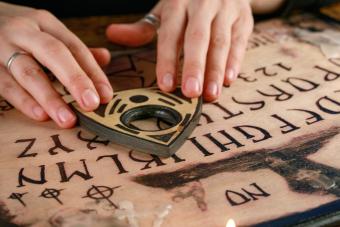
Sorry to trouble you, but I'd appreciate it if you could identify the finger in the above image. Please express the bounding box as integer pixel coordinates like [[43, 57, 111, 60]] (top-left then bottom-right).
[[90, 48, 111, 67], [182, 5, 216, 98], [106, 21, 156, 47], [106, 2, 162, 47], [0, 66, 48, 122], [9, 30, 101, 111], [9, 51, 77, 128], [156, 1, 187, 92], [224, 12, 254, 85], [203, 12, 233, 102], [31, 11, 113, 103]]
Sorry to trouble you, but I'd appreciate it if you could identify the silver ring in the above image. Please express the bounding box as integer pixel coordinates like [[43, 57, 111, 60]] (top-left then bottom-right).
[[142, 13, 161, 29], [6, 51, 30, 73]]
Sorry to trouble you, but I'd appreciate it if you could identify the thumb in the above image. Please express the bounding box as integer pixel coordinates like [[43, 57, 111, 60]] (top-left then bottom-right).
[[106, 21, 157, 47], [106, 3, 162, 47]]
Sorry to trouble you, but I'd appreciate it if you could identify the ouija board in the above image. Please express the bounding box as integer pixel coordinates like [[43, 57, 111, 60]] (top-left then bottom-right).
[[0, 14, 340, 227]]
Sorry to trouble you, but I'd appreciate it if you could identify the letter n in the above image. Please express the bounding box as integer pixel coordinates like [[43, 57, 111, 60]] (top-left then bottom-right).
[[17, 165, 46, 187]]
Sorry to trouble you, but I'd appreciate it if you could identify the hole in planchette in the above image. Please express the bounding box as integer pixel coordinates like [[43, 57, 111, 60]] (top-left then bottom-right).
[[120, 105, 182, 132]]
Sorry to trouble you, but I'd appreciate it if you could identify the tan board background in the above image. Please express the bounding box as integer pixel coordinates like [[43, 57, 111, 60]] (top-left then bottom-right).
[[0, 14, 340, 227]]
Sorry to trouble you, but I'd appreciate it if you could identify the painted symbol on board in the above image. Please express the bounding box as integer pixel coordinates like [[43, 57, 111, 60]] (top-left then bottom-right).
[[82, 185, 121, 208], [77, 130, 109, 150], [8, 192, 27, 207], [40, 188, 64, 205]]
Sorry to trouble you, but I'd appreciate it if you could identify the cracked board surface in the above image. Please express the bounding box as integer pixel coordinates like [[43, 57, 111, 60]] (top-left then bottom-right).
[[0, 14, 340, 227]]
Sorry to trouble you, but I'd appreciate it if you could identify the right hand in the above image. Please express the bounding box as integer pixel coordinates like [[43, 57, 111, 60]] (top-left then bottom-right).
[[0, 2, 113, 128]]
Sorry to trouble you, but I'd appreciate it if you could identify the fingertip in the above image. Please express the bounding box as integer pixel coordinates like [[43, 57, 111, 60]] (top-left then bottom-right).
[[32, 106, 49, 121], [56, 106, 77, 129], [90, 48, 111, 67], [224, 68, 237, 85], [158, 73, 177, 92], [97, 83, 114, 104], [80, 88, 100, 111], [203, 94, 218, 103], [203, 82, 220, 102], [223, 75, 230, 86], [58, 118, 77, 129], [182, 76, 202, 98]]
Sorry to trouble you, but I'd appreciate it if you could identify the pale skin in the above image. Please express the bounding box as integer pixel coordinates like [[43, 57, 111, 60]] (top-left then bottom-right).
[[0, 0, 284, 128]]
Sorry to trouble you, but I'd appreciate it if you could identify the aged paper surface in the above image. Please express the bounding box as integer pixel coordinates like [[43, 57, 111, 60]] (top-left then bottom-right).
[[0, 15, 340, 227]]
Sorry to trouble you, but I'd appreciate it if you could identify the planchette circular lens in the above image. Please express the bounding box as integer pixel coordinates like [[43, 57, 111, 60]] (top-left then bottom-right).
[[120, 105, 182, 132]]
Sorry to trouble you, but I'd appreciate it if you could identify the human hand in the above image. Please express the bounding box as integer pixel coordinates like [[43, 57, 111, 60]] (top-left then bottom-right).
[[106, 0, 254, 102], [0, 2, 113, 128]]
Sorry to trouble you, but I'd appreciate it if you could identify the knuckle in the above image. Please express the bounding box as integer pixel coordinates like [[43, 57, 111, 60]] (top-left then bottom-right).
[[42, 39, 64, 56], [67, 42, 81, 55], [69, 73, 83, 83], [197, 0, 210, 8], [158, 30, 181, 47], [156, 58, 176, 75], [166, 0, 182, 11], [233, 22, 253, 44], [186, 60, 202, 73], [211, 33, 229, 49], [20, 96, 34, 110], [220, 0, 232, 9], [67, 40, 87, 57], [234, 33, 249, 47], [1, 16, 28, 32], [19, 66, 44, 81], [33, 9, 54, 20], [41, 93, 61, 106], [208, 65, 224, 78], [189, 28, 208, 43], [0, 80, 15, 94], [67, 74, 87, 90]]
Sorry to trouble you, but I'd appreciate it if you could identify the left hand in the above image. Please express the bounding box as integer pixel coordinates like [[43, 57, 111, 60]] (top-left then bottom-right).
[[106, 0, 254, 102]]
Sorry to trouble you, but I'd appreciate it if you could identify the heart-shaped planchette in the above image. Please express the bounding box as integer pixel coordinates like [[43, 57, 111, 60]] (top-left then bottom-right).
[[69, 87, 202, 157]]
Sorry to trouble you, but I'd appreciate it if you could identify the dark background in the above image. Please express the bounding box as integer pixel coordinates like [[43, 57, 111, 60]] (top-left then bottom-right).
[[3, 0, 159, 17], [3, 0, 340, 18]]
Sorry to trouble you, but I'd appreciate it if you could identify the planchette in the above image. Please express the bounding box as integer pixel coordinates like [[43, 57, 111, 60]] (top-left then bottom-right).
[[69, 87, 202, 157]]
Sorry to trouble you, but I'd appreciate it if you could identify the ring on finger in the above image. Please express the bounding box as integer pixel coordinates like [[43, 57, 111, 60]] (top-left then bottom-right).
[[142, 13, 161, 29], [6, 51, 30, 74]]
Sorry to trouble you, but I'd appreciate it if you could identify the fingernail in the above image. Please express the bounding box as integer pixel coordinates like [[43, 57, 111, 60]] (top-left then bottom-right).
[[184, 77, 200, 95], [162, 73, 174, 89], [82, 89, 100, 108], [33, 106, 45, 119], [98, 83, 113, 100], [57, 107, 75, 123], [227, 69, 236, 82], [207, 82, 218, 97]]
